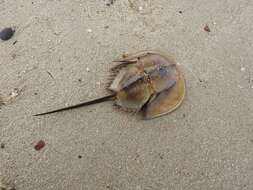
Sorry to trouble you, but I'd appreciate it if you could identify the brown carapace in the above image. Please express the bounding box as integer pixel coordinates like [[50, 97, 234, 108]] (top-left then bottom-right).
[[34, 51, 186, 119]]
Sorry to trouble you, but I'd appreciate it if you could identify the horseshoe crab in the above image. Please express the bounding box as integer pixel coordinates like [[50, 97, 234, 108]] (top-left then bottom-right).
[[34, 51, 186, 119]]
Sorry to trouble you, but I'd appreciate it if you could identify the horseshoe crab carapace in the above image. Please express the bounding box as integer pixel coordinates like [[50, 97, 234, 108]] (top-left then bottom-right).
[[34, 51, 186, 119]]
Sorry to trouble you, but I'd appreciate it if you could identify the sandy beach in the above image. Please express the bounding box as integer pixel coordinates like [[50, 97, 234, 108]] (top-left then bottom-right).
[[0, 0, 253, 189]]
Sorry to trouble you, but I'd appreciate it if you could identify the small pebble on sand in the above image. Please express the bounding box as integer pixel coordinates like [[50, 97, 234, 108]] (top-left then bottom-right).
[[0, 27, 15, 41], [203, 25, 211, 32], [87, 29, 92, 33], [34, 140, 45, 151], [10, 88, 21, 98], [0, 143, 5, 149]]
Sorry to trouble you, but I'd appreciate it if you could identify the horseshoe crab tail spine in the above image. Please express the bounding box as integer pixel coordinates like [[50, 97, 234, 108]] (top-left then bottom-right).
[[33, 94, 116, 116]]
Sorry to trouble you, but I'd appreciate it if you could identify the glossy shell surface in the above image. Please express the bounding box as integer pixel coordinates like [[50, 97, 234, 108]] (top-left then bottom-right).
[[108, 51, 186, 119]]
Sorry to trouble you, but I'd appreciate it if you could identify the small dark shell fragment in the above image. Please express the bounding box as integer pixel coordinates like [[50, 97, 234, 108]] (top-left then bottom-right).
[[0, 143, 5, 149], [34, 140, 45, 150], [0, 27, 15, 41], [203, 25, 211, 32]]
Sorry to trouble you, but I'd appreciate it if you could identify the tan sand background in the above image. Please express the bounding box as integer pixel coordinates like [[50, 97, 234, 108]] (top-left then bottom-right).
[[0, 0, 253, 189]]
